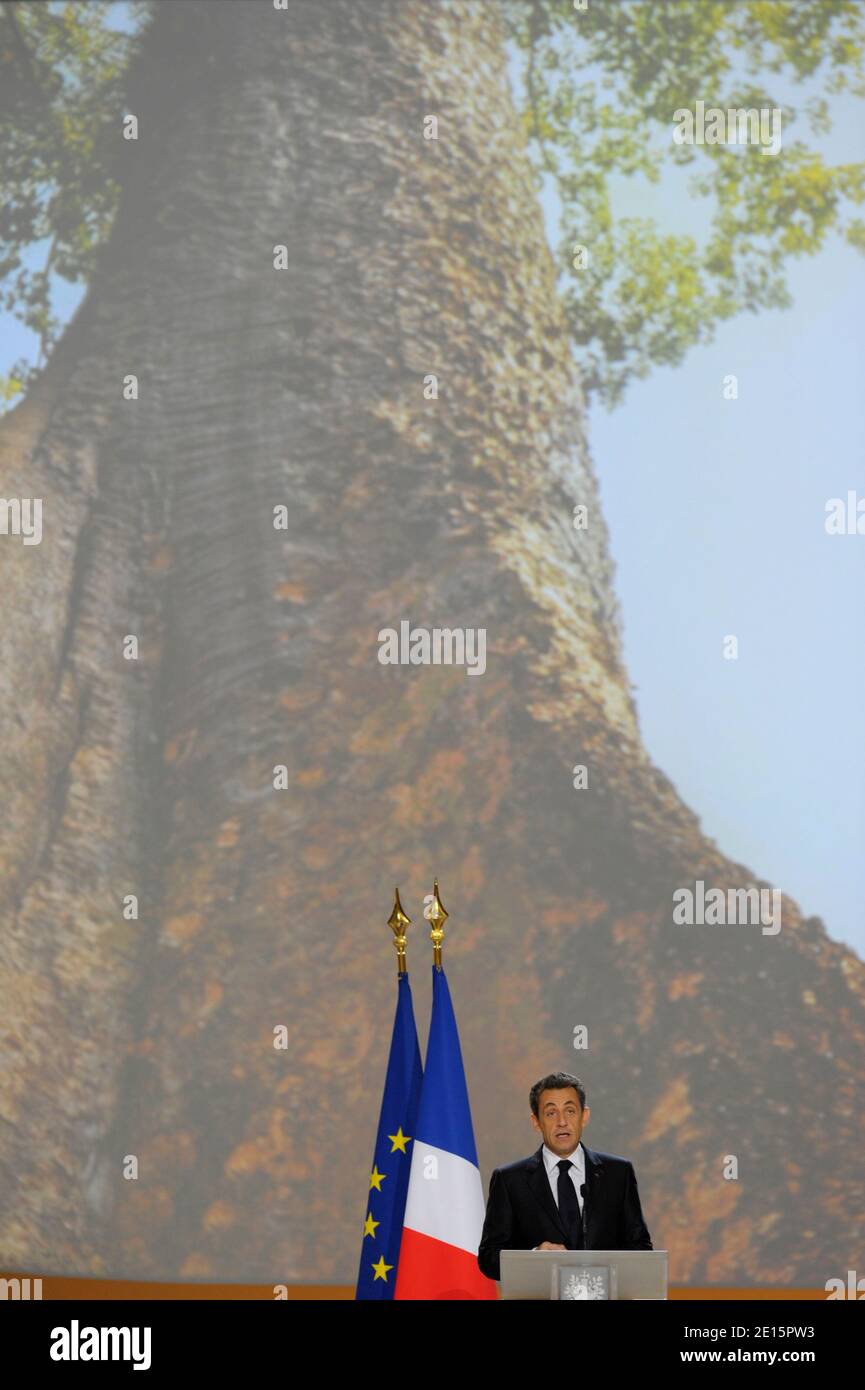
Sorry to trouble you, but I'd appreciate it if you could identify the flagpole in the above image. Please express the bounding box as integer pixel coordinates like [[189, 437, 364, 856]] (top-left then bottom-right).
[[426, 877, 449, 970], [388, 886, 411, 975]]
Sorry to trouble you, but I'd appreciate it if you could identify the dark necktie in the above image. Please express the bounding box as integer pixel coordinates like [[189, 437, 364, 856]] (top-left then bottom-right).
[[556, 1159, 584, 1248]]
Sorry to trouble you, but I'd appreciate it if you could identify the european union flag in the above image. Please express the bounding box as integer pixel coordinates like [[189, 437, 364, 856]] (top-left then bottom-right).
[[355, 971, 423, 1299]]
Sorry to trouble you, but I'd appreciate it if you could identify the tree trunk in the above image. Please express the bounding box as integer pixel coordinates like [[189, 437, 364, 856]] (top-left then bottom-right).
[[1, 0, 862, 1285]]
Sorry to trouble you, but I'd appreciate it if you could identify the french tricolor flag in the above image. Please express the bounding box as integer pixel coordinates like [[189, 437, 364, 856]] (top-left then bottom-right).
[[394, 966, 497, 1300]]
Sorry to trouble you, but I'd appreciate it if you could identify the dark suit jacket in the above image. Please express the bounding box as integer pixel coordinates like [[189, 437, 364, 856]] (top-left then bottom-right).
[[477, 1141, 652, 1281]]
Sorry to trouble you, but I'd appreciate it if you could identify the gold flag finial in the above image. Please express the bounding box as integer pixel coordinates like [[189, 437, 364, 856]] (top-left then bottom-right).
[[388, 886, 411, 974], [426, 877, 449, 970]]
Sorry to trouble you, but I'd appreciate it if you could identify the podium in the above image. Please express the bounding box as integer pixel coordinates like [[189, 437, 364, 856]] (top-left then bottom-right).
[[499, 1250, 668, 1300]]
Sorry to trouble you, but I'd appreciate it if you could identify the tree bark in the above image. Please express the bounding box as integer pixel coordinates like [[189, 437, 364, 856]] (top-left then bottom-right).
[[0, 0, 862, 1285]]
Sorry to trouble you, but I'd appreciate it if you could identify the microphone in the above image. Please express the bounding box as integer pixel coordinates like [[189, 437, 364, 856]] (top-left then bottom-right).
[[580, 1182, 588, 1245]]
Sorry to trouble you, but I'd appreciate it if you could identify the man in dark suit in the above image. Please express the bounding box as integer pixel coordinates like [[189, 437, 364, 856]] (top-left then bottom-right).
[[477, 1071, 652, 1282]]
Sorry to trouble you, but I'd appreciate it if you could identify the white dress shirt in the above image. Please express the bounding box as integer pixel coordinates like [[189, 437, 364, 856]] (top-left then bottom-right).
[[543, 1140, 585, 1211], [533, 1141, 585, 1250]]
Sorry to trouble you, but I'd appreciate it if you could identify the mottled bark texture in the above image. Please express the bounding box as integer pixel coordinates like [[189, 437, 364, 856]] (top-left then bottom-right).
[[0, 0, 862, 1285]]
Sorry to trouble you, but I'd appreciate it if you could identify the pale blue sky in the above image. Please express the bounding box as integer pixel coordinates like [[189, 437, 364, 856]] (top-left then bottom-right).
[[590, 243, 865, 956]]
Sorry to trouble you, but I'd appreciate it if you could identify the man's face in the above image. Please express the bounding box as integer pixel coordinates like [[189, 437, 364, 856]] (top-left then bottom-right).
[[530, 1087, 589, 1156]]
